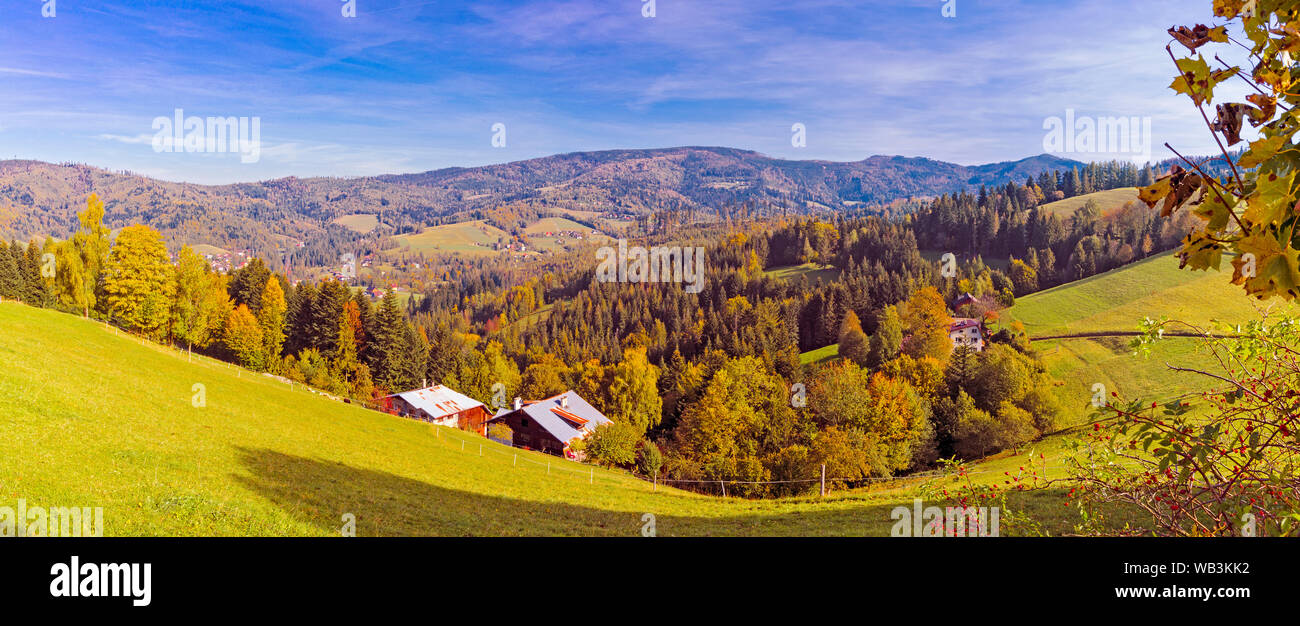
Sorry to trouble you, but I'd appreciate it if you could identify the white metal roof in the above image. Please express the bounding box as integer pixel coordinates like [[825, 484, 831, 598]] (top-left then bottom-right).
[[389, 385, 485, 419]]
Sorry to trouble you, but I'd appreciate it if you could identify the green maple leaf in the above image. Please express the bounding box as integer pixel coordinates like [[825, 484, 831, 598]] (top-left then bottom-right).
[[1170, 55, 1236, 105], [1238, 233, 1300, 300], [1179, 230, 1225, 272], [1194, 193, 1238, 231], [1243, 169, 1297, 228], [1238, 135, 1290, 168]]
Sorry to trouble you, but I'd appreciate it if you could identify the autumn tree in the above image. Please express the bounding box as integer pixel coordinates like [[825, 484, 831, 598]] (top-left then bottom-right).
[[836, 309, 869, 366], [171, 246, 229, 351], [54, 195, 111, 316], [808, 362, 935, 475], [520, 361, 567, 400], [1008, 258, 1039, 295], [258, 277, 287, 365], [586, 421, 640, 468], [331, 302, 374, 399], [900, 286, 953, 361], [101, 225, 175, 339], [670, 356, 801, 495], [224, 304, 264, 369], [600, 346, 663, 436]]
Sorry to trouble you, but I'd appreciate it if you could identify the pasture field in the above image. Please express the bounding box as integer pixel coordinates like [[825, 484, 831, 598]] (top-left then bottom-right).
[[389, 220, 508, 257], [1004, 252, 1281, 424], [333, 214, 380, 233], [1038, 187, 1139, 217]]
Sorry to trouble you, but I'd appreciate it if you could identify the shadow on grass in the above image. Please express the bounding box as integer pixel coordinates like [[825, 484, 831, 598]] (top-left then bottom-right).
[[234, 447, 1117, 537]]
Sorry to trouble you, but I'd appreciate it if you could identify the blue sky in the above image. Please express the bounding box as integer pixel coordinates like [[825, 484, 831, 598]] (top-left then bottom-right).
[[0, 0, 1240, 184]]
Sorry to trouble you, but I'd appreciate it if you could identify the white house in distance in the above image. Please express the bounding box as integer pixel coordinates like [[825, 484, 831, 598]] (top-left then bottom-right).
[[949, 317, 985, 351]]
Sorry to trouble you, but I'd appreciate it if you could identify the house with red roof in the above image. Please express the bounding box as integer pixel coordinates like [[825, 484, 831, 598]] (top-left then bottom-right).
[[948, 317, 986, 352]]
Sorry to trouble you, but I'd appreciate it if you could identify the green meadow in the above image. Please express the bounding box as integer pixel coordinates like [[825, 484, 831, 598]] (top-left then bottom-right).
[[764, 263, 842, 284], [798, 343, 840, 366], [332, 213, 380, 233], [1038, 187, 1139, 217], [1003, 252, 1282, 424], [0, 301, 987, 536], [389, 220, 509, 257], [16, 245, 1251, 537]]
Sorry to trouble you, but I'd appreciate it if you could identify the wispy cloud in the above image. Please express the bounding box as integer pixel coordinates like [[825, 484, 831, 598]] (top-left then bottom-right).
[[0, 0, 1236, 183]]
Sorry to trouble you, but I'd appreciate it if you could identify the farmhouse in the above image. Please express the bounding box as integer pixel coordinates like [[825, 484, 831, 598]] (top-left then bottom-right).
[[487, 391, 611, 459], [386, 384, 491, 434], [953, 292, 981, 313], [949, 317, 985, 352]]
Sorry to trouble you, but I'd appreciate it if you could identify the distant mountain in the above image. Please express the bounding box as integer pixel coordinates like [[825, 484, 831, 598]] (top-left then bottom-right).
[[0, 148, 1084, 253], [377, 148, 1084, 212]]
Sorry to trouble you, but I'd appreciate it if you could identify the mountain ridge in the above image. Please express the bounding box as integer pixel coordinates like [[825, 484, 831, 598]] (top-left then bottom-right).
[[0, 147, 1085, 254]]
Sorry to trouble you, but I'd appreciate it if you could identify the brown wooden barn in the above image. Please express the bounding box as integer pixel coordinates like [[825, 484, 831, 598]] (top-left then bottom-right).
[[487, 391, 611, 458]]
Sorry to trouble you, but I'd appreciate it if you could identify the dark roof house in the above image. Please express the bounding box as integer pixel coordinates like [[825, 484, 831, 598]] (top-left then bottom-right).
[[954, 292, 980, 310], [487, 390, 612, 458]]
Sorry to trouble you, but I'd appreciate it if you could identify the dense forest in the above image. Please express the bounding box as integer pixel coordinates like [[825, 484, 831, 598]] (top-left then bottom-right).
[[0, 160, 1201, 496]]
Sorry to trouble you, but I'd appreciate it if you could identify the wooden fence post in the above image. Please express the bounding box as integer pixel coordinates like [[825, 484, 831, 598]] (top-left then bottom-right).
[[720, 480, 726, 497], [589, 467, 593, 484], [653, 470, 658, 492], [513, 454, 517, 466], [820, 464, 826, 497]]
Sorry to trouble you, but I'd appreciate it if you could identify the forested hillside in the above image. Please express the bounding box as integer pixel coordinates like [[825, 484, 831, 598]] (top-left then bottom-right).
[[0, 149, 1085, 258], [0, 156, 1198, 499]]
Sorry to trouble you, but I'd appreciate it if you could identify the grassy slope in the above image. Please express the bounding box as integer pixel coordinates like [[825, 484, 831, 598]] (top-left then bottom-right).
[[765, 263, 842, 284], [332, 214, 379, 233], [20, 255, 1240, 536], [390, 220, 508, 257], [4, 301, 985, 537], [799, 343, 840, 366], [523, 216, 611, 253], [522, 216, 590, 235], [1039, 187, 1138, 217], [1003, 252, 1280, 424], [189, 244, 229, 257]]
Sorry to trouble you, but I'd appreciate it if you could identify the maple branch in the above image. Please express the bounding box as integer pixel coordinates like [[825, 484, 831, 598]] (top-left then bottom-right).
[[1164, 143, 1249, 234], [1166, 44, 1248, 195]]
